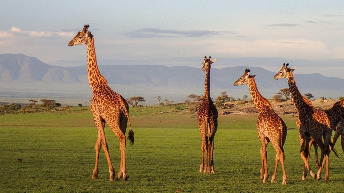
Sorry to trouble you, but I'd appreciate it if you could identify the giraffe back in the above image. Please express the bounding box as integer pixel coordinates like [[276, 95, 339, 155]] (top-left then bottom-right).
[[197, 98, 218, 138]]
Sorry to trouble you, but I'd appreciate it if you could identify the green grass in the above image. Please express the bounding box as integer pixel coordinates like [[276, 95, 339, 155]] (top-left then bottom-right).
[[0, 106, 344, 192]]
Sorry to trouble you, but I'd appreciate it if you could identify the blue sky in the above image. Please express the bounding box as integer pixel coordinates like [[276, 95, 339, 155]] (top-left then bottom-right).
[[1, 1, 343, 77]]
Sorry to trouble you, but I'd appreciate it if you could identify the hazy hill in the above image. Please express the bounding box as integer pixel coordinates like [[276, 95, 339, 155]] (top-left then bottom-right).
[[0, 54, 343, 105]]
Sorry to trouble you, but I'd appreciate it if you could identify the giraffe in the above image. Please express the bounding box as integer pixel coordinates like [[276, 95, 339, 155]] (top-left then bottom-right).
[[68, 25, 134, 181], [274, 63, 332, 182], [197, 56, 218, 174], [325, 99, 344, 153], [234, 69, 287, 185]]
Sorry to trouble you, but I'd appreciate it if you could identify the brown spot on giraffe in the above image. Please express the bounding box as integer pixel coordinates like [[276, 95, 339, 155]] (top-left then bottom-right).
[[274, 63, 332, 182], [68, 25, 134, 181], [234, 69, 287, 185], [197, 56, 218, 174]]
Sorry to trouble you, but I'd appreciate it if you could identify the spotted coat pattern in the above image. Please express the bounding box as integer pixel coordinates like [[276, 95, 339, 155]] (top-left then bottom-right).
[[325, 100, 344, 152], [274, 63, 332, 182], [68, 25, 134, 181], [197, 56, 218, 174], [234, 69, 287, 185]]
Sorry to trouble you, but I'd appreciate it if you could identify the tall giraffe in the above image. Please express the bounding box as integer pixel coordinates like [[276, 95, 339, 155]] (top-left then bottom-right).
[[68, 25, 134, 181], [197, 56, 218, 174], [234, 69, 287, 185], [274, 63, 332, 182]]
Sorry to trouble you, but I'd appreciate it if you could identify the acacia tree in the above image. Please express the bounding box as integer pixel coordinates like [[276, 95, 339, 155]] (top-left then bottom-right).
[[304, 93, 314, 100], [40, 99, 59, 110], [128, 96, 145, 107], [215, 91, 231, 107], [273, 92, 283, 102], [280, 88, 290, 100], [186, 94, 202, 104]]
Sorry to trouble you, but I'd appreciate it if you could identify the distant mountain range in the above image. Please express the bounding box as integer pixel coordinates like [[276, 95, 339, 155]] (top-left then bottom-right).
[[0, 53, 344, 105]]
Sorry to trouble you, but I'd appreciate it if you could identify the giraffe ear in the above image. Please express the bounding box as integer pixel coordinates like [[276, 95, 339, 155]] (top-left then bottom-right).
[[249, 75, 256, 78], [290, 67, 296, 71], [211, 59, 216, 63]]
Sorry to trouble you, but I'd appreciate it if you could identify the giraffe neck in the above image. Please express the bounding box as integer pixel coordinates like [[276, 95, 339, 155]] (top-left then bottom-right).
[[248, 78, 271, 112], [86, 37, 108, 90], [204, 67, 210, 100], [287, 73, 312, 112]]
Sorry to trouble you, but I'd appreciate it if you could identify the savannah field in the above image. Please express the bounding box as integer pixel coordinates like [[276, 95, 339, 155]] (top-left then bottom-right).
[[1, 104, 344, 192]]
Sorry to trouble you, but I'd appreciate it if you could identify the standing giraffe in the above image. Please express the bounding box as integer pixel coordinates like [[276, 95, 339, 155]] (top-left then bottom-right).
[[68, 25, 134, 181], [197, 56, 218, 174], [234, 69, 287, 185], [274, 63, 332, 182]]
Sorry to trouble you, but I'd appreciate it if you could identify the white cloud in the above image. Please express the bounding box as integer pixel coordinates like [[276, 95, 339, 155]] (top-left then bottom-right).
[[5, 26, 74, 38]]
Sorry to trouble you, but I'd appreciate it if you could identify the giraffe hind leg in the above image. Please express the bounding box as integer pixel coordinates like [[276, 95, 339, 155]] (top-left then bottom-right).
[[94, 117, 115, 181], [200, 136, 207, 173]]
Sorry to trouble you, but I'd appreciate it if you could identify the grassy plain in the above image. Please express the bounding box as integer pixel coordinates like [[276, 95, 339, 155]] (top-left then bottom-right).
[[1, 105, 344, 192]]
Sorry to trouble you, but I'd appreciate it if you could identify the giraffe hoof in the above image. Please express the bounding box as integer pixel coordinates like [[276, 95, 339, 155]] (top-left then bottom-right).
[[262, 174, 269, 183], [92, 170, 98, 179], [282, 179, 287, 185], [311, 171, 317, 179], [110, 174, 115, 181]]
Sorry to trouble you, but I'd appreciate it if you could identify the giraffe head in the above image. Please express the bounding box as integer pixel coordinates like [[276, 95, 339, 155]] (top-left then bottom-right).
[[68, 25, 93, 46], [202, 56, 216, 72], [274, 63, 295, 80], [233, 69, 255, 86]]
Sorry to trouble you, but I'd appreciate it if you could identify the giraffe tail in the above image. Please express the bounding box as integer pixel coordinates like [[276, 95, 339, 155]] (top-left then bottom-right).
[[121, 100, 134, 146], [127, 118, 134, 146], [330, 142, 338, 158]]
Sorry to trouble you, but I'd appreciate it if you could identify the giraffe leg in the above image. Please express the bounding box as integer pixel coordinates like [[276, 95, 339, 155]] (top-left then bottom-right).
[[117, 134, 128, 180], [107, 117, 129, 181], [311, 140, 320, 169], [318, 133, 331, 182], [210, 139, 215, 174], [205, 137, 211, 174], [96, 119, 115, 181], [271, 142, 287, 185], [92, 132, 101, 179], [300, 135, 316, 180], [280, 149, 287, 185], [259, 134, 268, 183], [200, 136, 207, 173], [313, 137, 325, 181], [341, 134, 344, 154]]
